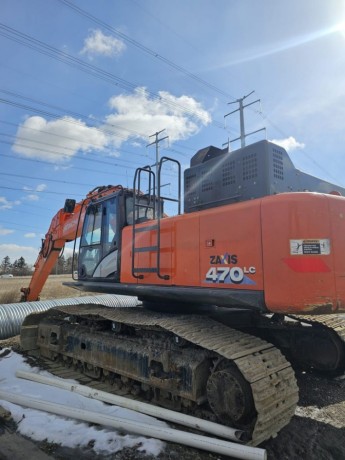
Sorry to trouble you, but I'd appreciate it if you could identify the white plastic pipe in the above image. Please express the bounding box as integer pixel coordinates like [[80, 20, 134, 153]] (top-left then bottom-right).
[[16, 370, 244, 442], [0, 390, 266, 460]]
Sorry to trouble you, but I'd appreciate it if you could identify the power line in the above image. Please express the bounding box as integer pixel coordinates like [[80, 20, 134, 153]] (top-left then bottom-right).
[[0, 97, 207, 168], [0, 185, 83, 197], [147, 129, 169, 189], [0, 88, 225, 158], [0, 137, 138, 170], [0, 152, 134, 179], [0, 219, 43, 231], [0, 88, 150, 143], [0, 23, 215, 127], [0, 94, 199, 160], [0, 94, 202, 160], [0, 139, 177, 186], [0, 117, 151, 161], [57, 0, 237, 101], [0, 96, 146, 147], [0, 97, 195, 170], [224, 92, 265, 148], [5, 200, 57, 212], [0, 132, 144, 168], [0, 172, 95, 188], [4, 201, 63, 215], [130, 0, 201, 55]]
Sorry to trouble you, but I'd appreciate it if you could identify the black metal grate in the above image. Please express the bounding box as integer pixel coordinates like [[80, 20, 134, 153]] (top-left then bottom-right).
[[243, 153, 257, 180], [222, 160, 236, 186], [201, 169, 214, 192], [272, 148, 284, 180]]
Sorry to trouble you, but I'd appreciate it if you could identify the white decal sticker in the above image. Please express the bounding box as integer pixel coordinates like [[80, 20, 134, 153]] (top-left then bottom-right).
[[290, 239, 330, 255]]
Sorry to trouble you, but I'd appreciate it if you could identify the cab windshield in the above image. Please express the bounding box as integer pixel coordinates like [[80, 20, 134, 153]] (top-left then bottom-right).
[[79, 198, 118, 279]]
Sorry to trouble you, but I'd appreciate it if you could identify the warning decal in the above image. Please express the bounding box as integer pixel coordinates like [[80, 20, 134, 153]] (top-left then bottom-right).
[[290, 239, 330, 255]]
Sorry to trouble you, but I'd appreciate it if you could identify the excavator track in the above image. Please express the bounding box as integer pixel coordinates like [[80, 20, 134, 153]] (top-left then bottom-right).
[[286, 313, 345, 373], [21, 304, 299, 446], [287, 314, 345, 344]]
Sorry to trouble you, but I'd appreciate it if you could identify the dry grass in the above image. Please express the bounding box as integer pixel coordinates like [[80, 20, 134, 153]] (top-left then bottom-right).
[[0, 275, 89, 304]]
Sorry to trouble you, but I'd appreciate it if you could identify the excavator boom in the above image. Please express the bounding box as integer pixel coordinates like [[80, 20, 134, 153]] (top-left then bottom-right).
[[21, 185, 124, 301], [21, 199, 84, 301]]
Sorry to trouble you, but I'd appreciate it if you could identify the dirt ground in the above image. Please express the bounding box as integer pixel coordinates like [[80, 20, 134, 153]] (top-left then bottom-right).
[[0, 336, 344, 460], [0, 275, 94, 304]]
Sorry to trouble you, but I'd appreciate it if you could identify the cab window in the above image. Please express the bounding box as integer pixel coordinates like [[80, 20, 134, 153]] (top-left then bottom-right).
[[104, 198, 117, 252], [81, 204, 102, 246], [125, 196, 155, 224]]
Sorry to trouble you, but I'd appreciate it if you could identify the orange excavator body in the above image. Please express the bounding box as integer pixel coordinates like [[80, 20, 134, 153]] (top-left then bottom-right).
[[19, 142, 345, 443], [120, 191, 345, 315], [21, 140, 345, 317]]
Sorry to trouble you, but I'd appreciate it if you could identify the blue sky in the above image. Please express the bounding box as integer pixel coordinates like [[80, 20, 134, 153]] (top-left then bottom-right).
[[1, 0, 345, 266]]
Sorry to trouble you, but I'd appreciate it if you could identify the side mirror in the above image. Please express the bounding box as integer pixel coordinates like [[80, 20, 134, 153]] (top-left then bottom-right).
[[64, 199, 76, 213]]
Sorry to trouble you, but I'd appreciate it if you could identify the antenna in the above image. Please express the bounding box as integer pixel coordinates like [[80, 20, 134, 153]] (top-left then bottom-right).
[[224, 91, 265, 148]]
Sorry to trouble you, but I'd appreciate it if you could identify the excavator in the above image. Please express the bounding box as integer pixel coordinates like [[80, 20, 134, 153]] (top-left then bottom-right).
[[20, 139, 345, 447]]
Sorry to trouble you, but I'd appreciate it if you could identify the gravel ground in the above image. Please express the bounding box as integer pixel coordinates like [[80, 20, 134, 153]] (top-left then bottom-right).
[[0, 337, 344, 460]]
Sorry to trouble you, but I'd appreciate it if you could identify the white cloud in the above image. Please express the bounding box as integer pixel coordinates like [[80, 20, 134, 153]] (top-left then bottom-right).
[[0, 244, 39, 265], [0, 197, 21, 210], [0, 227, 14, 236], [270, 136, 305, 152], [80, 29, 126, 58], [24, 194, 39, 201], [11, 89, 211, 162], [22, 184, 47, 202], [0, 197, 13, 210], [105, 87, 211, 145], [12, 116, 108, 163], [24, 233, 36, 238]]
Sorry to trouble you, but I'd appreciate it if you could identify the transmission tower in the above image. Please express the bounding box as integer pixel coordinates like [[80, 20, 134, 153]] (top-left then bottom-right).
[[224, 91, 265, 148]]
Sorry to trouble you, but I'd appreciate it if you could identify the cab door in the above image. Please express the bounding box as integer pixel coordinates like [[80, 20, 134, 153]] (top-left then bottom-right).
[[78, 195, 121, 281]]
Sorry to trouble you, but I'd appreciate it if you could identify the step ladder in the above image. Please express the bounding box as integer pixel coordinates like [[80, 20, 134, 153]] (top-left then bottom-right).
[[131, 157, 181, 280]]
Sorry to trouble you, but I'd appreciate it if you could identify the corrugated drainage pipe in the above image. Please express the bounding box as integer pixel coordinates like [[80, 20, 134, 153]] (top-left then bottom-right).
[[0, 294, 140, 340]]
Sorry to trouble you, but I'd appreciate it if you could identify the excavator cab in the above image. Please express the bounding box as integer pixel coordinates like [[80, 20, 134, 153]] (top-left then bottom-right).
[[77, 190, 158, 282], [77, 158, 181, 284], [78, 194, 120, 281]]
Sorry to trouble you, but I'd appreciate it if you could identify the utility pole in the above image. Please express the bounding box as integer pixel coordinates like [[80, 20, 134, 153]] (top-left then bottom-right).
[[222, 138, 231, 153], [224, 91, 265, 148], [147, 129, 169, 192]]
